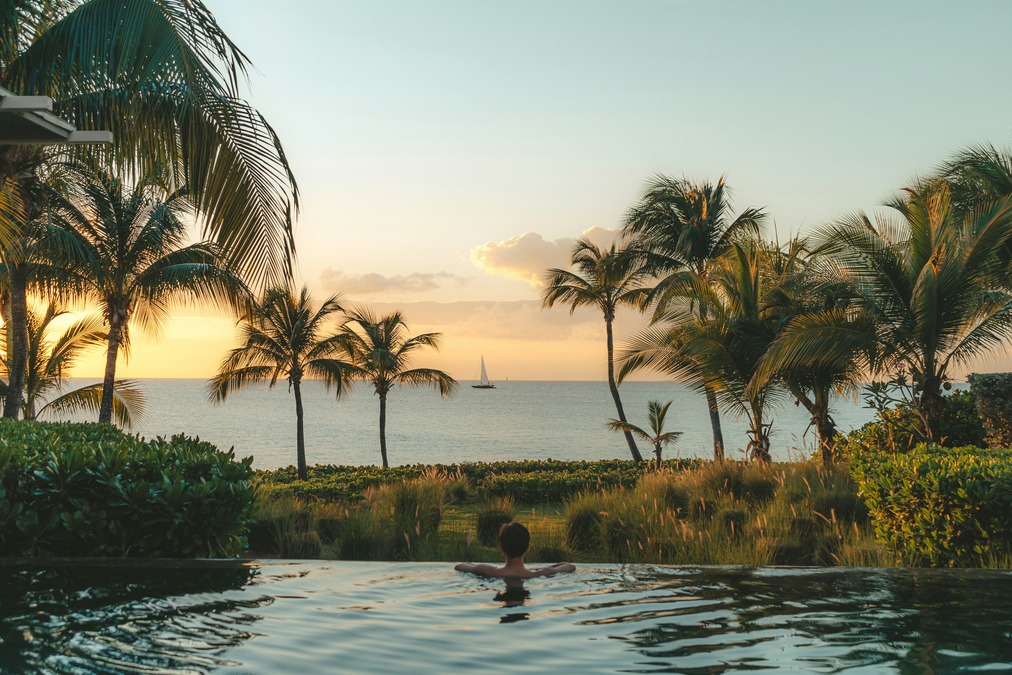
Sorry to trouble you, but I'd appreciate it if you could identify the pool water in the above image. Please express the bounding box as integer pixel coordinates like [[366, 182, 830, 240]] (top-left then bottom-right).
[[3, 561, 1011, 673]]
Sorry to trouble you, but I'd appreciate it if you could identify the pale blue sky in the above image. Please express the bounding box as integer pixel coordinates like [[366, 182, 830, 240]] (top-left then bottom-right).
[[110, 1, 1012, 378]]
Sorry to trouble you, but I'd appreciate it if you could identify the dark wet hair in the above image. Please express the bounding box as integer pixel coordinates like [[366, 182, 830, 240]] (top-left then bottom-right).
[[498, 522, 530, 559]]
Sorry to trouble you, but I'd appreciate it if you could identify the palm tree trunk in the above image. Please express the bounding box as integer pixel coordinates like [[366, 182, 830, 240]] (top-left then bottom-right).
[[293, 379, 307, 481], [379, 392, 389, 469], [792, 388, 837, 466], [704, 385, 725, 461], [99, 319, 122, 424], [3, 265, 27, 419], [606, 317, 643, 463]]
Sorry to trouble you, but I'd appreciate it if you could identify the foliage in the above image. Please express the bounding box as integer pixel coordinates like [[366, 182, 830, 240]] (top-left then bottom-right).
[[48, 165, 245, 424], [475, 495, 515, 547], [621, 174, 766, 462], [0, 420, 255, 557], [335, 308, 457, 468], [967, 373, 1012, 448], [541, 237, 652, 462], [561, 461, 877, 566], [620, 240, 795, 461], [0, 0, 299, 284], [839, 388, 986, 456], [850, 443, 1012, 566], [255, 459, 688, 503], [608, 399, 681, 467], [0, 303, 145, 428], [766, 183, 1012, 442], [208, 286, 353, 479]]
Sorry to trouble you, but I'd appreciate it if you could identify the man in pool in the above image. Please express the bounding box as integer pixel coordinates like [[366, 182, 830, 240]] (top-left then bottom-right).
[[455, 522, 576, 578]]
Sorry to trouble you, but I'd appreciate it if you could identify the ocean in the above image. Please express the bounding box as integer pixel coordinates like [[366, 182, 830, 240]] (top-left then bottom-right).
[[61, 379, 877, 470]]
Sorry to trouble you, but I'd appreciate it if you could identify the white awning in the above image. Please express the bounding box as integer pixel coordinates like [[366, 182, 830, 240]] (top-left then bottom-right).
[[0, 86, 112, 146]]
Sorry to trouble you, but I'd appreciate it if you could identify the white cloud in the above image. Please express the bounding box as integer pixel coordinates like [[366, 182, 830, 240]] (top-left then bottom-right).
[[365, 299, 646, 342], [320, 269, 465, 295], [469, 226, 621, 288]]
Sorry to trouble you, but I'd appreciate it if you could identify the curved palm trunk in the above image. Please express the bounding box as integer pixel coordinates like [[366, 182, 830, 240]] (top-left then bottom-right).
[[98, 320, 122, 424], [3, 266, 27, 419], [293, 379, 307, 481], [793, 388, 837, 466], [704, 385, 725, 462], [378, 392, 389, 468], [606, 316, 643, 463]]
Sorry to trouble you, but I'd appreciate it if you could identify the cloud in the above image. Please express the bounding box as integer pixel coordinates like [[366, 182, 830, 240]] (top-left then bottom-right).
[[469, 226, 621, 288], [365, 299, 644, 342], [320, 269, 465, 295]]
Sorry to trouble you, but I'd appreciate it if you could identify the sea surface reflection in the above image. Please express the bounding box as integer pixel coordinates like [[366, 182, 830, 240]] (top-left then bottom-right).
[[1, 561, 1011, 673]]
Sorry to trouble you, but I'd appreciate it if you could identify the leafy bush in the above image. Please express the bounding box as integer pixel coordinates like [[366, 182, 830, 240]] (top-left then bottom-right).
[[850, 443, 1012, 566], [840, 388, 986, 455], [968, 373, 1012, 448], [475, 496, 515, 547], [0, 420, 255, 557]]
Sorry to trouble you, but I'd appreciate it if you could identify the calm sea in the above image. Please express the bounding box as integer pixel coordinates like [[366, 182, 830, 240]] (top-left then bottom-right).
[[61, 379, 877, 470]]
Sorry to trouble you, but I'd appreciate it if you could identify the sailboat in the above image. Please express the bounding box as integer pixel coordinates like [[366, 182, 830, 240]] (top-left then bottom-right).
[[472, 355, 496, 389]]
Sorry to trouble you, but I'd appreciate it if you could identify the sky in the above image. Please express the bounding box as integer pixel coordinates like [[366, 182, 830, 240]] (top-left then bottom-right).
[[73, 0, 1012, 381]]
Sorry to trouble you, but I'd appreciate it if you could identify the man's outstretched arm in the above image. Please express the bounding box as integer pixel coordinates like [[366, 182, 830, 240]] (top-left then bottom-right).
[[533, 562, 576, 576], [455, 563, 500, 577]]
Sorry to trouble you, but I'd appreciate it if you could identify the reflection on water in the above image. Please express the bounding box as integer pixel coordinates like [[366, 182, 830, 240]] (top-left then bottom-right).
[[1, 561, 1011, 673], [494, 578, 530, 623]]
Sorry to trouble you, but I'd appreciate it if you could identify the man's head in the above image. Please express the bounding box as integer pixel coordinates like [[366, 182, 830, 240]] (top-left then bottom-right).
[[498, 521, 530, 560]]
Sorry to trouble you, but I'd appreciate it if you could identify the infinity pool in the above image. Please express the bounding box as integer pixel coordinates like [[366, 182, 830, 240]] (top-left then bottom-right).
[[3, 561, 1011, 673]]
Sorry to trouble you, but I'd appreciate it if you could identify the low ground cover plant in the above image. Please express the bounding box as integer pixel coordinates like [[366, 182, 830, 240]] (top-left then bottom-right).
[[0, 420, 255, 557], [257, 458, 701, 503]]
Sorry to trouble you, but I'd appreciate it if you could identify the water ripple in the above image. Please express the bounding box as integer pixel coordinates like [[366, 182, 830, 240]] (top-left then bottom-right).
[[2, 562, 1012, 673]]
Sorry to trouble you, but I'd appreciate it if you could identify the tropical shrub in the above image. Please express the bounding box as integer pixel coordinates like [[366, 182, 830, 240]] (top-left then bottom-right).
[[839, 389, 986, 456], [0, 420, 255, 557], [967, 373, 1012, 448], [475, 496, 515, 547], [850, 443, 1012, 566]]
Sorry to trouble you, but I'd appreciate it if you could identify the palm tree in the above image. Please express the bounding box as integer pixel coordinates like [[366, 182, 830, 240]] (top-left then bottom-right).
[[752, 238, 869, 465], [542, 238, 649, 463], [0, 303, 145, 427], [208, 287, 353, 480], [623, 175, 765, 461], [767, 183, 1012, 441], [0, 0, 299, 417], [49, 166, 247, 424], [608, 400, 681, 468], [336, 309, 457, 469], [621, 241, 787, 462], [943, 144, 1012, 215]]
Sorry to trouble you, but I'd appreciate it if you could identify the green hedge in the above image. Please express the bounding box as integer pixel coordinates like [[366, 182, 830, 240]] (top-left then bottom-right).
[[258, 459, 702, 503], [850, 443, 1012, 566], [0, 420, 255, 557], [839, 389, 986, 456], [478, 468, 642, 502], [968, 373, 1012, 448]]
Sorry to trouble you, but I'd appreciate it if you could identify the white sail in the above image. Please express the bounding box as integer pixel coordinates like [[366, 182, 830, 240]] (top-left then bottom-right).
[[473, 355, 495, 388]]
